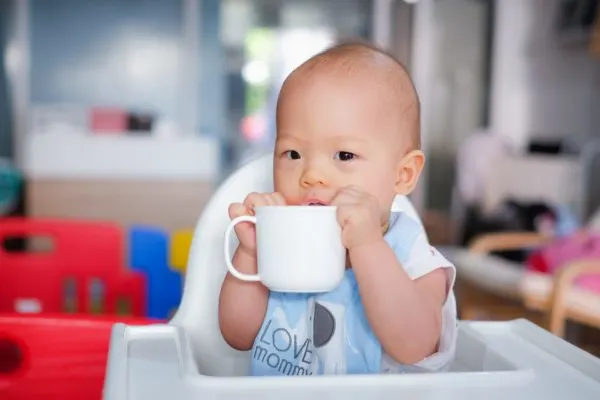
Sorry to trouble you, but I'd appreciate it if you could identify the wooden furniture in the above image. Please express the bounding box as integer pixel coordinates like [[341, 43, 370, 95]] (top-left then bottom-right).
[[27, 179, 214, 232], [548, 259, 600, 337], [465, 231, 600, 338], [445, 245, 532, 322], [468, 232, 553, 312], [590, 4, 600, 58]]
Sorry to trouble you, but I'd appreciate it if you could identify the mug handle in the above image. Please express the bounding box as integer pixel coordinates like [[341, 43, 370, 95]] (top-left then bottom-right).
[[224, 215, 261, 282]]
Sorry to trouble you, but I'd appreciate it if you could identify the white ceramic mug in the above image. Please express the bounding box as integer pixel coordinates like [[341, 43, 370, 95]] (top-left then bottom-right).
[[224, 206, 346, 293]]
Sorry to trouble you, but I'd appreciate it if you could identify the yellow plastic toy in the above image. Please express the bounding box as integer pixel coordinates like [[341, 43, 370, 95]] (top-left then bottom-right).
[[170, 230, 194, 273]]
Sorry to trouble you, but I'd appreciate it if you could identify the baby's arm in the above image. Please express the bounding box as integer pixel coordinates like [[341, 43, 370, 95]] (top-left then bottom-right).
[[351, 241, 447, 365], [219, 247, 268, 350], [330, 186, 449, 365], [219, 192, 285, 351]]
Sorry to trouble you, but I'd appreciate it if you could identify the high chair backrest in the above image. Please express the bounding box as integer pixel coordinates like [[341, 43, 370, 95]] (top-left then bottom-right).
[[169, 154, 422, 377]]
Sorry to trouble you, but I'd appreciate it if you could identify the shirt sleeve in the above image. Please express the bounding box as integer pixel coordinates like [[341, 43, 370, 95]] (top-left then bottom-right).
[[381, 227, 458, 373]]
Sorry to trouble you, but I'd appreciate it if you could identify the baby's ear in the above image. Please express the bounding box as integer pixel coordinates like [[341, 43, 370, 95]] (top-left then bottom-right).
[[394, 150, 425, 195]]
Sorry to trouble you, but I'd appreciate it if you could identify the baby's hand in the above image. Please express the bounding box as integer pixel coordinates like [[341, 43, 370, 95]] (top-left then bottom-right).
[[331, 186, 383, 250], [228, 192, 286, 256]]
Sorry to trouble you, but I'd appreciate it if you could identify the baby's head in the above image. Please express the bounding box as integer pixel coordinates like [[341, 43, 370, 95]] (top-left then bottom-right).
[[273, 41, 424, 225]]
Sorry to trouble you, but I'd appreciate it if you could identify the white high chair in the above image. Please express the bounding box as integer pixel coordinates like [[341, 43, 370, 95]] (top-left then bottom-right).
[[103, 155, 600, 400]]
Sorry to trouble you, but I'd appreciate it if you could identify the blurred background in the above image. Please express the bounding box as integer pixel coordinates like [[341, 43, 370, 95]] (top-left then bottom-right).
[[2, 0, 599, 233], [1, 0, 600, 371], [0, 0, 487, 229]]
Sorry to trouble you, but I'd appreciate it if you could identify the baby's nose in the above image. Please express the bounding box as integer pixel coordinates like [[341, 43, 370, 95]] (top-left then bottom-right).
[[300, 166, 327, 187]]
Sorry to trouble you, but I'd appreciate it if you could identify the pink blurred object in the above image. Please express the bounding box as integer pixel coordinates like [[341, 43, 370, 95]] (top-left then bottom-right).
[[526, 231, 600, 293], [89, 107, 127, 133]]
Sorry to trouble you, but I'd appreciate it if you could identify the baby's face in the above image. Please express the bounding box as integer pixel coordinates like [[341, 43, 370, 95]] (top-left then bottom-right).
[[273, 72, 411, 224]]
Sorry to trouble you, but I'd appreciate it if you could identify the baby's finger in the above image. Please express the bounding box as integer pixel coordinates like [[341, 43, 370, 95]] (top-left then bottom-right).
[[336, 204, 357, 227], [244, 192, 269, 212], [228, 203, 249, 219], [341, 185, 366, 198], [271, 192, 287, 206], [263, 193, 277, 206], [331, 189, 358, 206]]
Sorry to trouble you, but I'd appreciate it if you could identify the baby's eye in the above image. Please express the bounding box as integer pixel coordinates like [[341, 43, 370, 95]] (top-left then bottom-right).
[[335, 151, 356, 161], [283, 150, 301, 160]]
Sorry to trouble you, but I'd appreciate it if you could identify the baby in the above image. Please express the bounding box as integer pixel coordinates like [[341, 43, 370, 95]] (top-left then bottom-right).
[[219, 42, 457, 376]]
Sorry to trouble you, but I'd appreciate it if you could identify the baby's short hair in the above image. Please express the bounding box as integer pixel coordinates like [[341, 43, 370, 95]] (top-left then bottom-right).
[[306, 40, 421, 150]]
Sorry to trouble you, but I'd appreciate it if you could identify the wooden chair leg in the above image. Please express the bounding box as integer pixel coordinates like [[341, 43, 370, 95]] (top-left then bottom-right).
[[548, 260, 600, 338], [549, 302, 567, 338]]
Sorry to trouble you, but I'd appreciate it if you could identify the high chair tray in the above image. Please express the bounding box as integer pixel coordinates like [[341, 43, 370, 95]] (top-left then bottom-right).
[[103, 318, 600, 399]]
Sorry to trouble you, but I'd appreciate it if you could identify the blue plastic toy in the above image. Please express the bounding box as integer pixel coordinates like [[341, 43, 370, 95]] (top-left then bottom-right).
[[129, 226, 182, 319]]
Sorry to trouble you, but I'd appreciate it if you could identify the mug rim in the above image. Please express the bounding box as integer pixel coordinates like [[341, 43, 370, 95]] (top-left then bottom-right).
[[254, 205, 337, 211]]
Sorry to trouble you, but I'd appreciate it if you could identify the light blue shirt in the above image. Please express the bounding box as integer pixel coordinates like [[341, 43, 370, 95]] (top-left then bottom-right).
[[250, 212, 457, 376]]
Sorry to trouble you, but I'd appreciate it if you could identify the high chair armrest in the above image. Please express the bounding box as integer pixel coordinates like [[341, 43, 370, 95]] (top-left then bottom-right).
[[468, 232, 552, 255], [104, 323, 197, 400]]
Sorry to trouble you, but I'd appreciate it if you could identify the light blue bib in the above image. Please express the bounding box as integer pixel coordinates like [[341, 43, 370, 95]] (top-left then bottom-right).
[[249, 212, 422, 376]]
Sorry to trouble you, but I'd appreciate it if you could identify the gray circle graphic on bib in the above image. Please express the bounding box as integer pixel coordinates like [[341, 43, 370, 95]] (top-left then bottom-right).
[[313, 302, 336, 348]]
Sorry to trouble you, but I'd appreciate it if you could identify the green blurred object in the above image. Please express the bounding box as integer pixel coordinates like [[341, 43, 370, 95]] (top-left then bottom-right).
[[244, 28, 275, 115], [0, 157, 22, 216]]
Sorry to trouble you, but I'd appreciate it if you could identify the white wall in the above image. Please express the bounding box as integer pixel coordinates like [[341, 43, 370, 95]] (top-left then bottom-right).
[[9, 0, 221, 181], [23, 131, 218, 180], [491, 0, 600, 149], [409, 0, 436, 213], [410, 0, 489, 211]]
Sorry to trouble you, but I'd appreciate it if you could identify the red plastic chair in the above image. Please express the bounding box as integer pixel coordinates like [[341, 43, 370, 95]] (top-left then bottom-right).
[[0, 314, 160, 400], [0, 218, 146, 316]]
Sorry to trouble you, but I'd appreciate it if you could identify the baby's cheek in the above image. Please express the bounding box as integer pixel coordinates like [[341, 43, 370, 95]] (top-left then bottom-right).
[[273, 176, 289, 194], [273, 184, 299, 205]]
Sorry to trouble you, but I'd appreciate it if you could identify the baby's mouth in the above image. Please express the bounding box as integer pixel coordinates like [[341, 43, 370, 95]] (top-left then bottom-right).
[[303, 200, 328, 206]]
